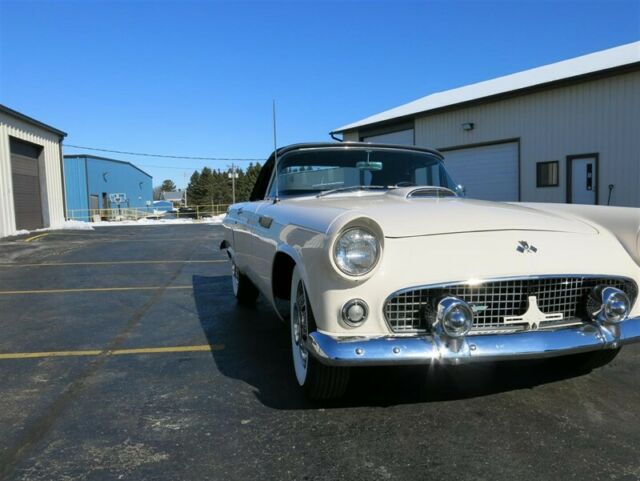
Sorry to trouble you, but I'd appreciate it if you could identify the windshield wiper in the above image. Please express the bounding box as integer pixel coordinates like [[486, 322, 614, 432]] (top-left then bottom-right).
[[316, 185, 392, 198]]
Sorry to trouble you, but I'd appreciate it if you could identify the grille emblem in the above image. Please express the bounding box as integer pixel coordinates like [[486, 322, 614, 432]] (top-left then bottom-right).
[[503, 296, 563, 330], [516, 240, 538, 254]]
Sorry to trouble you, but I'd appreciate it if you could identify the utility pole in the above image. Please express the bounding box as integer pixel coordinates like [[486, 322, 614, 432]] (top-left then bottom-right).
[[183, 171, 188, 207], [228, 163, 239, 204]]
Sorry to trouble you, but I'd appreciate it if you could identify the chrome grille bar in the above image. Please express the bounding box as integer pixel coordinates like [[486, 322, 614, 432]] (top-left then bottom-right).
[[383, 276, 638, 334]]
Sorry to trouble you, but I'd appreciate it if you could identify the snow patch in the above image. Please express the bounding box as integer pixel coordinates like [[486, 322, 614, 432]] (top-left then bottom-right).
[[2, 216, 226, 238], [1, 220, 95, 238], [92, 214, 226, 227]]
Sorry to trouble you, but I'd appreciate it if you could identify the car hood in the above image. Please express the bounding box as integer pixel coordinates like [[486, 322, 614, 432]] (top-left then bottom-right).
[[287, 191, 598, 238]]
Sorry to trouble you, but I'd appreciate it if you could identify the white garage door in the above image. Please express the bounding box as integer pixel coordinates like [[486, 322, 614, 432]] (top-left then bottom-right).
[[442, 142, 519, 201], [362, 129, 414, 145]]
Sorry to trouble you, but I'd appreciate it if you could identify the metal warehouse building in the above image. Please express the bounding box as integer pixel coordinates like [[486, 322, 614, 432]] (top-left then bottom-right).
[[332, 41, 640, 207], [64, 155, 153, 221], [0, 105, 67, 237]]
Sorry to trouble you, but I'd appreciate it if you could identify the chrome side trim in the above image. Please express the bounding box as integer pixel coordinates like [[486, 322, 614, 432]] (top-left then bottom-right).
[[307, 317, 640, 366]]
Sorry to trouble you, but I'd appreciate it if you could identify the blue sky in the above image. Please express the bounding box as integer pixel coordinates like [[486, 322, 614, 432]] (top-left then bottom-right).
[[1, 0, 639, 188]]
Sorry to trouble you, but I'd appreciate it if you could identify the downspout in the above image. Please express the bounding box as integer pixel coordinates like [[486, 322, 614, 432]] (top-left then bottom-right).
[[58, 134, 68, 221], [329, 131, 343, 142]]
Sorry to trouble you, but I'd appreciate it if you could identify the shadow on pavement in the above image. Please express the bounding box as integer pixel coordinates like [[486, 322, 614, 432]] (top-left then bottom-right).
[[192, 274, 594, 409]]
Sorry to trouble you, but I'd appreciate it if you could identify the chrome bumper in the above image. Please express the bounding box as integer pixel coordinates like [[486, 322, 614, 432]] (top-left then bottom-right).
[[307, 317, 640, 366]]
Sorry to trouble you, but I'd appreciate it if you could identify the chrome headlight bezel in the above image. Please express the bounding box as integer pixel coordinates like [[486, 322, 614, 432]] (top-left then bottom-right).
[[589, 286, 631, 324], [332, 226, 381, 277]]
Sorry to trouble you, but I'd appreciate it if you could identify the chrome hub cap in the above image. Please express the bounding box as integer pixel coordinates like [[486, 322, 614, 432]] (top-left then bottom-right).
[[231, 261, 239, 296], [293, 281, 309, 368]]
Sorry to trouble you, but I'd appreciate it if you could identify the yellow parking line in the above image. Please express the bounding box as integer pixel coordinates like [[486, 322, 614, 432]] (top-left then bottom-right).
[[0, 344, 224, 360], [0, 285, 194, 295], [0, 260, 228, 268], [24, 233, 49, 243]]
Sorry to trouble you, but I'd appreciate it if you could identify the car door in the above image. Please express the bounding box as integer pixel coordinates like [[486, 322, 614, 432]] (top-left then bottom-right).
[[246, 200, 278, 295], [228, 201, 258, 275]]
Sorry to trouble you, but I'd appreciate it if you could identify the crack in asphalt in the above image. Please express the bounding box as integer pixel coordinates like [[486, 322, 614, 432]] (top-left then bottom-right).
[[0, 249, 198, 479]]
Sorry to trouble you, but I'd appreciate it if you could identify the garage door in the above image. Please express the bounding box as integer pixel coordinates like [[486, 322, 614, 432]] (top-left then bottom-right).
[[362, 129, 414, 146], [442, 142, 519, 201], [10, 137, 44, 230]]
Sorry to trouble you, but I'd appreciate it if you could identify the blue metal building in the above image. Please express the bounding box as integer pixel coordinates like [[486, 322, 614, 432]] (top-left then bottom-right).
[[64, 155, 153, 220]]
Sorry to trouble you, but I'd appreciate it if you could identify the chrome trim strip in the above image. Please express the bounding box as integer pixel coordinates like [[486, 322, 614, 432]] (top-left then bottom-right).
[[308, 317, 640, 366]]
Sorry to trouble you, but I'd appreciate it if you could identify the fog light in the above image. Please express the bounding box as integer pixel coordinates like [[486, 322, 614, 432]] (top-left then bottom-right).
[[589, 286, 630, 324], [437, 297, 474, 337], [341, 299, 368, 327]]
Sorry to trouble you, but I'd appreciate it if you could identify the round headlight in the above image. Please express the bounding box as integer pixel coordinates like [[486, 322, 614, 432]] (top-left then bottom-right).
[[333, 227, 380, 276], [437, 297, 474, 337], [589, 286, 630, 324]]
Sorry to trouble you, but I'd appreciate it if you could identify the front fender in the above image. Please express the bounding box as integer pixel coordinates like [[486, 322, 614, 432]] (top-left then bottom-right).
[[521, 203, 640, 267]]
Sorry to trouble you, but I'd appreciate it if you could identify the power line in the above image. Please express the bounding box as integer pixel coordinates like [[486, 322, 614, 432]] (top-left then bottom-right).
[[64, 144, 265, 162]]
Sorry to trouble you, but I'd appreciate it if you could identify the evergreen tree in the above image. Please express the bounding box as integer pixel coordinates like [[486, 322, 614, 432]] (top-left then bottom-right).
[[186, 163, 262, 206]]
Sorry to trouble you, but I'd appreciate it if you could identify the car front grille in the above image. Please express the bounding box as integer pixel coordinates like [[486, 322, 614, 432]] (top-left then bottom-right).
[[383, 276, 638, 334]]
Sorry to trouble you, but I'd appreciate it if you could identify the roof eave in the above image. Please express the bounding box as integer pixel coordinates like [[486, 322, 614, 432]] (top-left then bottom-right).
[[0, 104, 67, 138], [331, 58, 640, 135]]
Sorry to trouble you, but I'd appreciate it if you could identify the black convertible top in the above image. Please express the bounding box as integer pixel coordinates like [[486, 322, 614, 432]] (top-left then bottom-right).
[[250, 142, 443, 201]]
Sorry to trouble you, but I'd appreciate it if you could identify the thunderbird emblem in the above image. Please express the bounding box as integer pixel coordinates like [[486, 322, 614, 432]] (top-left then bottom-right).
[[503, 296, 562, 330], [516, 240, 538, 254]]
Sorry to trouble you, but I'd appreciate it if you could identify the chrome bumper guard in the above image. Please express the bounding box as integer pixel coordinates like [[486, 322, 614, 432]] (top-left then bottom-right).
[[307, 317, 640, 366]]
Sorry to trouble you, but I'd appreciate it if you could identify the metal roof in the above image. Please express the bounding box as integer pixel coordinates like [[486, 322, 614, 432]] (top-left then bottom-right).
[[0, 104, 67, 138], [64, 154, 152, 179], [332, 41, 640, 134]]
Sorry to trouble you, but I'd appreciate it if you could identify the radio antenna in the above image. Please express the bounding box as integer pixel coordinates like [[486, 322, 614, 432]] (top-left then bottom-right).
[[272, 99, 279, 203]]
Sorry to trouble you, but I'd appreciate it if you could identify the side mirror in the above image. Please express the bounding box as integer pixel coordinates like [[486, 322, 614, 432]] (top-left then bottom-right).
[[455, 184, 466, 197]]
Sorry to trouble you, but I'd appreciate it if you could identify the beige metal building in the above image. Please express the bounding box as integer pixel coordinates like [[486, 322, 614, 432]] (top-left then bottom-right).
[[0, 105, 67, 237], [332, 42, 640, 207]]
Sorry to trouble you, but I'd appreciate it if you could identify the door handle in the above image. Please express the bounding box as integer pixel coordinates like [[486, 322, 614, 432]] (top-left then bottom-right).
[[259, 216, 273, 228]]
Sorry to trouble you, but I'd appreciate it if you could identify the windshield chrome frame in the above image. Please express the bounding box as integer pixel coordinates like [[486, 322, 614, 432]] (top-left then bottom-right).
[[264, 146, 452, 201]]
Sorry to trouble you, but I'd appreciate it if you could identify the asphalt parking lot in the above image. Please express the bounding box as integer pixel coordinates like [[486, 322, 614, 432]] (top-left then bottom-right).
[[1, 224, 639, 481]]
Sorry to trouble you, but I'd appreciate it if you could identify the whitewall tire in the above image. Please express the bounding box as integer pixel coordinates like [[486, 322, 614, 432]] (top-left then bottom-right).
[[231, 258, 259, 305], [290, 265, 350, 400]]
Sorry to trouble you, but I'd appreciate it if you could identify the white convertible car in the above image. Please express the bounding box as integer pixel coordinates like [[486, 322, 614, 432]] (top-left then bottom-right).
[[222, 142, 640, 399]]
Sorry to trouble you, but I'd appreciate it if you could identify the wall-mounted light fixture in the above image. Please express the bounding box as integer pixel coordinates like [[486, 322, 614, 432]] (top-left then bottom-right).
[[462, 122, 474, 131]]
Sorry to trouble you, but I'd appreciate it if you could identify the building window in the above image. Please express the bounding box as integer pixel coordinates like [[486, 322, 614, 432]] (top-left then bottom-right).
[[537, 161, 559, 187]]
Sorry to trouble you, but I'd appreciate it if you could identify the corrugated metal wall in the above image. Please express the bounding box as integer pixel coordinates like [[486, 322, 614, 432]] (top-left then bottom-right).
[[413, 70, 640, 207], [85, 157, 153, 209], [343, 131, 359, 142], [64, 157, 89, 216], [342, 70, 640, 207], [0, 111, 65, 237]]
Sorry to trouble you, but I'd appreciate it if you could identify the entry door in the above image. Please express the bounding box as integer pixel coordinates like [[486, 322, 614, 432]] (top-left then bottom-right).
[[10, 138, 44, 230], [568, 155, 598, 204]]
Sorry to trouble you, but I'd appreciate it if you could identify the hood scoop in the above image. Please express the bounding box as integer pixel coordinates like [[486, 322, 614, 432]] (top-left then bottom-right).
[[405, 187, 457, 199]]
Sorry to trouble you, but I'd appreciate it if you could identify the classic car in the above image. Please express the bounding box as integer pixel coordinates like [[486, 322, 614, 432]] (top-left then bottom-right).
[[221, 142, 640, 399]]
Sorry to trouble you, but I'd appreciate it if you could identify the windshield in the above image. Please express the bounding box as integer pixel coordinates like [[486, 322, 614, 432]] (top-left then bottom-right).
[[267, 147, 457, 197]]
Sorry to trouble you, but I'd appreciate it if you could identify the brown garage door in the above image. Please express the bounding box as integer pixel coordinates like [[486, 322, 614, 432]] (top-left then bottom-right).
[[10, 137, 44, 230]]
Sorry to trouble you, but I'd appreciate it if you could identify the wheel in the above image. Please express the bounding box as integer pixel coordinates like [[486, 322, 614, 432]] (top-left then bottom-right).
[[290, 265, 350, 400], [231, 259, 259, 305]]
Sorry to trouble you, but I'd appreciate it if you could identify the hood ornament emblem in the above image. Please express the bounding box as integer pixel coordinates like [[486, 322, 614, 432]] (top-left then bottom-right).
[[516, 241, 538, 254]]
